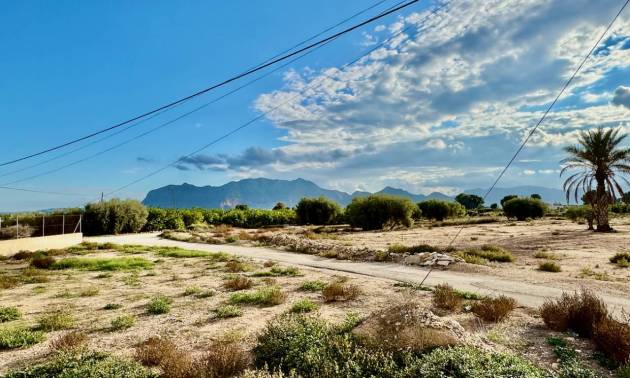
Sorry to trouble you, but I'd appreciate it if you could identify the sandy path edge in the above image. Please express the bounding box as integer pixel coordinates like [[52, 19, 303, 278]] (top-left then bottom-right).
[[86, 233, 630, 312]]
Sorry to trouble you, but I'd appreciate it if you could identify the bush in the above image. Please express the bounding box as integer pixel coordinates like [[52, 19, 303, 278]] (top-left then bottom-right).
[[290, 299, 318, 313], [3, 351, 153, 378], [432, 284, 462, 312], [455, 193, 484, 210], [471, 296, 517, 322], [295, 197, 342, 225], [50, 330, 88, 352], [457, 245, 514, 264], [0, 225, 34, 240], [0, 326, 45, 350], [298, 280, 327, 292], [83, 199, 148, 236], [0, 306, 21, 323], [502, 197, 546, 221], [540, 290, 608, 338], [111, 314, 136, 330], [196, 339, 251, 378], [538, 261, 561, 272], [592, 317, 630, 364], [611, 252, 630, 268], [135, 336, 177, 367], [147, 295, 172, 314], [388, 243, 440, 254], [345, 195, 415, 230], [564, 205, 594, 222], [417, 200, 465, 221], [322, 281, 360, 302], [215, 305, 243, 318], [144, 208, 185, 231], [30, 255, 56, 269]]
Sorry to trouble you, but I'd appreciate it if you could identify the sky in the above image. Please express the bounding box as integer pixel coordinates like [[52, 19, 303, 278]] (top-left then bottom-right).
[[1, 0, 630, 211]]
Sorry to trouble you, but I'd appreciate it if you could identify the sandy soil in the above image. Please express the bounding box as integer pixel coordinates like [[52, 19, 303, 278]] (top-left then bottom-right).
[[0, 241, 619, 376]]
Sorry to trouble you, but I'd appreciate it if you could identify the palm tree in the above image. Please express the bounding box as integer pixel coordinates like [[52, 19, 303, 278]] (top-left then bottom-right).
[[560, 127, 630, 232]]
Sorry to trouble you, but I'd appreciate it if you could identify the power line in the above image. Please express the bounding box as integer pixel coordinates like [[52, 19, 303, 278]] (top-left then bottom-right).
[[0, 186, 89, 197], [0, 0, 396, 181], [103, 2, 446, 199], [0, 0, 419, 168], [419, 0, 630, 286], [0, 0, 411, 187]]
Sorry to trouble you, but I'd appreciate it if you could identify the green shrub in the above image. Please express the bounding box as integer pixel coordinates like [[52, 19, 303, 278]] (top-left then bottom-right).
[[0, 326, 44, 350], [147, 295, 172, 314], [0, 306, 21, 323], [144, 208, 185, 231], [417, 200, 465, 221], [455, 193, 484, 210], [290, 299, 318, 313], [611, 252, 630, 268], [3, 351, 153, 377], [298, 280, 327, 292], [345, 195, 415, 230], [457, 245, 514, 264], [111, 314, 136, 330], [502, 197, 546, 221], [229, 287, 286, 306], [214, 305, 243, 318], [83, 199, 148, 236], [564, 205, 594, 222], [103, 303, 123, 310], [387, 243, 440, 254], [295, 197, 342, 225], [37, 310, 75, 331], [538, 261, 561, 272], [500, 195, 518, 207]]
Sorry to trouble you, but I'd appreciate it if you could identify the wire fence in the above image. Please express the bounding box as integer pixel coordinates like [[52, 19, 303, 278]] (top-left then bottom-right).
[[0, 214, 82, 240]]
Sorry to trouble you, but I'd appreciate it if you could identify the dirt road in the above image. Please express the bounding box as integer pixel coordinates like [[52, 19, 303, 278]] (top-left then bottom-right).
[[87, 233, 630, 311]]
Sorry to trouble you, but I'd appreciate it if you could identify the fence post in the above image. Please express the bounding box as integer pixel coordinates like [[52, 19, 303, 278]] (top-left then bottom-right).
[[62, 214, 65, 235], [16, 216, 19, 239], [79, 214, 82, 234], [42, 215, 45, 237]]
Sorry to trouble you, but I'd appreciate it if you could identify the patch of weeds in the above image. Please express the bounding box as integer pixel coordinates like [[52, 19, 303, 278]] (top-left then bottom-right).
[[251, 266, 301, 277], [579, 267, 612, 281], [79, 287, 100, 297], [103, 303, 123, 310], [393, 281, 433, 291], [229, 286, 286, 306], [454, 289, 485, 300], [540, 289, 608, 338], [432, 284, 462, 312], [111, 314, 136, 331], [322, 281, 361, 303], [298, 280, 327, 292], [0, 306, 21, 323], [546, 336, 597, 377], [538, 261, 561, 272], [214, 305, 243, 318], [592, 316, 630, 365], [0, 275, 19, 289], [471, 296, 517, 322], [50, 257, 154, 271], [0, 325, 45, 350], [224, 276, 254, 291], [196, 290, 215, 299], [54, 290, 75, 299], [96, 272, 113, 279], [2, 351, 153, 377], [263, 260, 276, 268], [617, 364, 630, 378], [457, 245, 514, 264], [147, 295, 172, 314], [290, 299, 318, 313], [611, 252, 630, 268], [155, 247, 230, 261], [225, 235, 238, 243], [50, 330, 88, 352], [183, 286, 203, 296], [225, 260, 251, 273], [37, 310, 76, 331], [123, 272, 141, 287], [534, 251, 559, 260], [30, 256, 56, 269]]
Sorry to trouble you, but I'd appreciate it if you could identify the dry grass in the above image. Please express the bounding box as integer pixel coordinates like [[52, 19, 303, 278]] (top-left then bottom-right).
[[37, 309, 75, 331], [225, 260, 251, 273], [539, 290, 608, 338], [135, 336, 178, 367], [50, 330, 88, 352], [322, 281, 361, 303], [432, 284, 462, 312], [196, 339, 251, 377], [30, 256, 56, 269], [471, 296, 517, 322], [538, 261, 561, 272], [223, 276, 254, 291]]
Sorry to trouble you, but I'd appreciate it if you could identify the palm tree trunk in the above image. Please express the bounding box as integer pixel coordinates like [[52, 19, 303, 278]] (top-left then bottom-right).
[[595, 179, 612, 232]]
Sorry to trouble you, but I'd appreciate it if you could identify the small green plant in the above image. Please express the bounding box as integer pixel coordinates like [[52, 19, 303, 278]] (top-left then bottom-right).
[[50, 257, 154, 271], [229, 286, 286, 306], [37, 310, 75, 331], [79, 287, 100, 297], [546, 336, 597, 377], [534, 251, 559, 260], [0, 326, 45, 350], [290, 299, 318, 313], [538, 261, 561, 272], [183, 286, 202, 296], [123, 272, 141, 287], [298, 280, 327, 292], [110, 314, 136, 330], [195, 290, 215, 299], [611, 252, 630, 268], [224, 276, 254, 291], [103, 303, 123, 310], [147, 295, 172, 314], [252, 266, 301, 277], [214, 305, 243, 318], [457, 245, 514, 264], [0, 306, 21, 323], [387, 243, 440, 254]]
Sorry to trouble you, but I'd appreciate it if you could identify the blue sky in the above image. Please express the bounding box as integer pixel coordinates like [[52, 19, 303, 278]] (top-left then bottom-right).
[[1, 0, 630, 211]]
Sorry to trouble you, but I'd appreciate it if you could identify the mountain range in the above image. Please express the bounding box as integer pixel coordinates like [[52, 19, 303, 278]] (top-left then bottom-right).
[[142, 178, 569, 209]]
